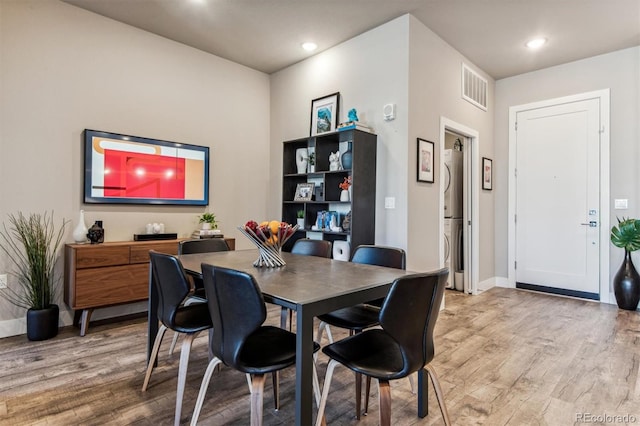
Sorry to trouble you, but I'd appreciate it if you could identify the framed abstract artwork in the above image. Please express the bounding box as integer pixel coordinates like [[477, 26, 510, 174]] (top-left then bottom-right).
[[417, 138, 435, 183], [83, 129, 209, 205], [310, 92, 340, 136], [482, 157, 493, 190]]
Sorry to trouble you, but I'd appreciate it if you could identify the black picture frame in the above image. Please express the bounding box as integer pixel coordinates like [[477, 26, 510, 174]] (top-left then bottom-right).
[[417, 138, 435, 183], [310, 92, 340, 136], [294, 183, 315, 201], [83, 129, 209, 205], [482, 157, 493, 190]]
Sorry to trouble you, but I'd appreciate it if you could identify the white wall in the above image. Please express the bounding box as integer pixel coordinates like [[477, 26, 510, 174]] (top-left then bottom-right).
[[270, 16, 410, 251], [494, 47, 640, 283], [407, 16, 495, 277], [0, 0, 270, 335]]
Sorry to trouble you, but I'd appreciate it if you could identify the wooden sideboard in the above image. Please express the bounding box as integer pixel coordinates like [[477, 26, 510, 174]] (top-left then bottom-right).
[[64, 238, 235, 336]]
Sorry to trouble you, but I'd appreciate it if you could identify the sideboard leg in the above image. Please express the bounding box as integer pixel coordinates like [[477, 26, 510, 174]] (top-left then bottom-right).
[[79, 309, 94, 336]]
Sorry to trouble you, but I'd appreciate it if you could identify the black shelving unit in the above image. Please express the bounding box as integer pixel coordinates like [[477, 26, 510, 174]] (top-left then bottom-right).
[[281, 129, 377, 256]]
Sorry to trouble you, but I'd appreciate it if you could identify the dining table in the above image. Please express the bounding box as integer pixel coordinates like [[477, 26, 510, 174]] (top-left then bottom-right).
[[147, 248, 425, 426]]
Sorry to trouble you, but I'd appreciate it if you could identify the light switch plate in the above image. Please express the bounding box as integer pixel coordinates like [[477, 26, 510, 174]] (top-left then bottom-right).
[[614, 199, 628, 209], [384, 197, 395, 209]]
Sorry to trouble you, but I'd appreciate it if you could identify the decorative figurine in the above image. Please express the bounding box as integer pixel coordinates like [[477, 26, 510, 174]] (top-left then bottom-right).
[[329, 151, 341, 171], [348, 108, 359, 122]]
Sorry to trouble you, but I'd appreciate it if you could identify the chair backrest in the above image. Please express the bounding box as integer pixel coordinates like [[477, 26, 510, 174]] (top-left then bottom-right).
[[351, 245, 406, 270], [149, 250, 192, 327], [201, 263, 266, 368], [291, 238, 332, 258], [179, 238, 229, 255], [379, 269, 448, 377]]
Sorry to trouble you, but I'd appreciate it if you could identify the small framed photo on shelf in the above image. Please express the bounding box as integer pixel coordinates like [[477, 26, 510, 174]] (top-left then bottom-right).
[[310, 92, 340, 136], [482, 157, 493, 190], [417, 138, 434, 183], [294, 183, 315, 201]]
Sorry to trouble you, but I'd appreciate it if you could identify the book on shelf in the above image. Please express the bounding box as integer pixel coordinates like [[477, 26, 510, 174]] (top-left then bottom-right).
[[191, 229, 224, 239], [337, 121, 372, 132]]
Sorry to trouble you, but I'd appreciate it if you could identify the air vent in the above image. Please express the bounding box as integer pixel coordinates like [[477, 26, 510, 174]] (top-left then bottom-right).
[[462, 63, 488, 111]]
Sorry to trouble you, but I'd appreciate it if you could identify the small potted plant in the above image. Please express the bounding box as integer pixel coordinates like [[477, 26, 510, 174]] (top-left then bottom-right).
[[308, 151, 316, 173], [296, 210, 305, 228], [611, 217, 640, 310], [0, 211, 68, 340], [198, 212, 218, 230]]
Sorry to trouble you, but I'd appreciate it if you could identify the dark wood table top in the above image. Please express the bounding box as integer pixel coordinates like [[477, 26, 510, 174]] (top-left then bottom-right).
[[179, 249, 414, 313]]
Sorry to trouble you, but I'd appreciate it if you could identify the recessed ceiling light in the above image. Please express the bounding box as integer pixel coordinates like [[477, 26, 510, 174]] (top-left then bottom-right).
[[302, 42, 318, 52], [526, 38, 547, 49]]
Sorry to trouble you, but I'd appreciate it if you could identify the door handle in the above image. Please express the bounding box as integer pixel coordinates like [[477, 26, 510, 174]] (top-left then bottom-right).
[[580, 221, 598, 227]]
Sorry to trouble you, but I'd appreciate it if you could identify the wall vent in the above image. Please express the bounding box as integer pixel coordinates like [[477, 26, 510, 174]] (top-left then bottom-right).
[[462, 63, 488, 111]]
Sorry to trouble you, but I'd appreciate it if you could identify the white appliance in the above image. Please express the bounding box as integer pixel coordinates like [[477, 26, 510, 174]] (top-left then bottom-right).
[[444, 218, 463, 290], [443, 149, 463, 219]]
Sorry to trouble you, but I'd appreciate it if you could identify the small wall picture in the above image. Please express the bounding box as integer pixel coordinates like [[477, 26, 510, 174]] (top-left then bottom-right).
[[310, 92, 340, 136], [482, 157, 493, 190], [294, 183, 315, 201], [417, 138, 434, 183]]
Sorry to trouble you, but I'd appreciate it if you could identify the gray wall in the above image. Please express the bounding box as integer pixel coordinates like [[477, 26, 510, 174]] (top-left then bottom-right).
[[0, 0, 270, 334]]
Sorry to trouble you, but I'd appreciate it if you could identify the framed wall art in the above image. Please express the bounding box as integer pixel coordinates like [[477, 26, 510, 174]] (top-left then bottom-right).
[[417, 138, 435, 183], [482, 157, 493, 190], [294, 183, 315, 201], [310, 92, 340, 136], [83, 129, 209, 205]]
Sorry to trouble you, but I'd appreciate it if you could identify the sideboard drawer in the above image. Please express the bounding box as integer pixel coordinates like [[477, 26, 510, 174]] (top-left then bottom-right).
[[130, 242, 179, 264], [74, 264, 149, 308], [76, 246, 130, 269]]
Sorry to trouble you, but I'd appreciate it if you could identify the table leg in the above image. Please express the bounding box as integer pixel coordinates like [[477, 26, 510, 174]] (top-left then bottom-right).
[[295, 306, 314, 426], [147, 263, 159, 366], [417, 368, 429, 417]]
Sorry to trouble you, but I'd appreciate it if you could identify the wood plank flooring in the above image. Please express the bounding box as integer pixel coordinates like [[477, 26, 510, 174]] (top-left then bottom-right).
[[1, 287, 638, 425]]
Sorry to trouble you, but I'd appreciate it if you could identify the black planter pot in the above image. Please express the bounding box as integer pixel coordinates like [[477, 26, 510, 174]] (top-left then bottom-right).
[[613, 251, 640, 311], [26, 304, 59, 341]]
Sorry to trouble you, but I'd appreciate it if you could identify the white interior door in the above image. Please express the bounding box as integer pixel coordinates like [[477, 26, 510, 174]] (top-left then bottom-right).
[[515, 98, 600, 298]]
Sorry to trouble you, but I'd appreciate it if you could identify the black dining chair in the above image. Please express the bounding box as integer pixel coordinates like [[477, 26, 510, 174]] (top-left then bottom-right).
[[315, 269, 451, 426], [281, 238, 332, 330], [190, 264, 320, 426], [142, 251, 213, 426], [315, 244, 406, 418], [168, 238, 230, 355]]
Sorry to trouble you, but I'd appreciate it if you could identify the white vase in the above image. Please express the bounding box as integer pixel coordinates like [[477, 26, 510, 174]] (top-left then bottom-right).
[[72, 210, 88, 243], [297, 218, 305, 228], [296, 148, 309, 174], [201, 223, 211, 230], [333, 240, 350, 261], [340, 189, 350, 202]]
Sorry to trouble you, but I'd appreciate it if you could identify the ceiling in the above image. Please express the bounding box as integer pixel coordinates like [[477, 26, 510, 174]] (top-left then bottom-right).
[[63, 0, 640, 79]]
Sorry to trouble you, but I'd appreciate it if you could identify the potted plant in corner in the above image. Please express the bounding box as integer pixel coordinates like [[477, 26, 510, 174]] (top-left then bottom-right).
[[0, 211, 68, 340], [199, 212, 218, 230], [610, 217, 640, 310]]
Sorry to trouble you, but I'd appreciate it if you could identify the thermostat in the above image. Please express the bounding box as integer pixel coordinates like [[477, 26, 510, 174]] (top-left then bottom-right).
[[383, 103, 396, 121]]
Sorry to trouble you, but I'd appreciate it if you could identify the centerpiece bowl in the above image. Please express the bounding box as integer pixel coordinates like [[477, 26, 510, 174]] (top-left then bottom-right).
[[238, 220, 298, 267]]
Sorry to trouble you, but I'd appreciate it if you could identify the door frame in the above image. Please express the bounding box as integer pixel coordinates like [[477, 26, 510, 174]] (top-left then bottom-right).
[[508, 89, 611, 303], [440, 117, 479, 294]]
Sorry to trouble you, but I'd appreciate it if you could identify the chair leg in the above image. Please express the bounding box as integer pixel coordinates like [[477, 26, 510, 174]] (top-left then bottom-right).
[[280, 307, 288, 329], [190, 357, 222, 426], [364, 376, 371, 415], [272, 371, 280, 410], [250, 374, 267, 426], [408, 372, 416, 394], [174, 332, 199, 426], [425, 365, 451, 426], [142, 324, 168, 391], [169, 332, 180, 355], [355, 372, 362, 420], [315, 359, 339, 426], [378, 379, 391, 426]]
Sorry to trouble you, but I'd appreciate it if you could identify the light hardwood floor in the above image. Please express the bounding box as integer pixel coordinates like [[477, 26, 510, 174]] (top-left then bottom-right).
[[1, 287, 638, 425]]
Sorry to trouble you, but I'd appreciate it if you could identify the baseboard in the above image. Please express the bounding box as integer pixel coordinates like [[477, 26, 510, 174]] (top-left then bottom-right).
[[0, 302, 147, 339]]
